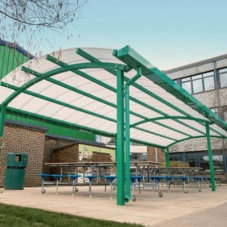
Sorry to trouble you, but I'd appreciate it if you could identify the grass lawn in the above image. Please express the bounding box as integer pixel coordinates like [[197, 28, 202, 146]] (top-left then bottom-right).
[[0, 203, 143, 227]]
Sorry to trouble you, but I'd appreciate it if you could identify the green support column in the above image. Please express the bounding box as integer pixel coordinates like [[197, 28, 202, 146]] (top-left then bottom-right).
[[116, 70, 125, 205], [205, 122, 216, 191], [0, 105, 6, 152], [0, 105, 6, 138], [165, 148, 170, 168], [125, 85, 131, 202]]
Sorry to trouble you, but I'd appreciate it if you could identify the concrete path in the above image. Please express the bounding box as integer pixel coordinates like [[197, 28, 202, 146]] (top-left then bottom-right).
[[0, 185, 227, 226], [154, 202, 227, 227]]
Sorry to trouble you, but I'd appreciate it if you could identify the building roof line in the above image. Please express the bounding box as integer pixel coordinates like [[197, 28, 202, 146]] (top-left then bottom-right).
[[164, 53, 227, 74], [0, 38, 34, 59]]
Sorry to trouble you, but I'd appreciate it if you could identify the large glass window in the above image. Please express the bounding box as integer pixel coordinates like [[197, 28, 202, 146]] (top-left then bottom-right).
[[192, 75, 203, 93], [180, 71, 215, 95], [204, 76, 215, 91], [169, 153, 182, 162], [200, 155, 225, 172], [182, 81, 192, 94], [219, 68, 227, 88]]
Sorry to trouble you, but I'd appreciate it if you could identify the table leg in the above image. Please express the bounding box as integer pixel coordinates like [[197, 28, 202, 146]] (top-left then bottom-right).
[[72, 180, 75, 196], [89, 181, 92, 198], [110, 182, 113, 200], [56, 179, 59, 195]]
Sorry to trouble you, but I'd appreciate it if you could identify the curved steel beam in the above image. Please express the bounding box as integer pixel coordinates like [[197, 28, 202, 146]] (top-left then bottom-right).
[[2, 62, 126, 107], [131, 116, 210, 128]]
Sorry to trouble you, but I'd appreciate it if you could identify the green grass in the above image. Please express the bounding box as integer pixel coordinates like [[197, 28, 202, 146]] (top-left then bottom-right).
[[0, 203, 143, 227]]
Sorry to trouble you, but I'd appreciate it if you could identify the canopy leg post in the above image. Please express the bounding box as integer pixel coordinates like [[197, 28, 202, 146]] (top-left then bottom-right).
[[206, 122, 216, 191], [125, 85, 131, 203], [0, 105, 6, 149], [116, 69, 125, 205]]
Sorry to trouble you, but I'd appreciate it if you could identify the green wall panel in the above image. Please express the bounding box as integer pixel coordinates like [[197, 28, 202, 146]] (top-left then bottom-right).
[[0, 46, 29, 80]]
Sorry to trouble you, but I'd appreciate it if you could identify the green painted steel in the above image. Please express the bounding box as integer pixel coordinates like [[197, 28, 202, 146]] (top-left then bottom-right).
[[133, 126, 176, 141], [126, 67, 142, 86], [125, 67, 143, 202], [165, 148, 170, 168], [125, 85, 131, 202], [47, 55, 156, 121], [205, 122, 216, 191], [114, 45, 227, 132], [3, 61, 127, 107], [0, 105, 6, 138], [1, 82, 116, 124], [49, 57, 194, 139], [5, 110, 94, 141], [131, 116, 209, 128], [6, 107, 113, 138], [7, 106, 165, 149], [0, 45, 94, 142], [1, 82, 173, 142], [116, 70, 125, 205], [46, 55, 116, 92], [76, 49, 204, 138], [3, 59, 186, 143], [77, 49, 213, 138], [2, 63, 174, 140]]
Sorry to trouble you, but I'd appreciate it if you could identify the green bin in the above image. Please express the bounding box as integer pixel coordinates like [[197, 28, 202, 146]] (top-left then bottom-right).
[[4, 153, 28, 190]]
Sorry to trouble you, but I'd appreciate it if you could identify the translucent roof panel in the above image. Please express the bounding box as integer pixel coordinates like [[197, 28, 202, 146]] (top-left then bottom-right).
[[1, 45, 227, 148]]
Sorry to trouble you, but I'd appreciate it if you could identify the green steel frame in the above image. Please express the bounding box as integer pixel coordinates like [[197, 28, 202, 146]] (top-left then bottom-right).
[[125, 67, 143, 203], [0, 45, 227, 205], [116, 69, 125, 205], [76, 48, 227, 142]]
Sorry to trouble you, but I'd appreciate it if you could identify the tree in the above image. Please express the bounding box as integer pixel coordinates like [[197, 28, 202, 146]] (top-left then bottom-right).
[[0, 0, 87, 53]]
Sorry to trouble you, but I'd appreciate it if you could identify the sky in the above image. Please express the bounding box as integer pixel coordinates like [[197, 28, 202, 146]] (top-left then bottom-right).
[[39, 0, 227, 70]]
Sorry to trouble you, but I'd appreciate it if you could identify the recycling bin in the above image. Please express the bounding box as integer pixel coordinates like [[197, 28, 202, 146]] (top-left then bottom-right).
[[4, 153, 28, 190]]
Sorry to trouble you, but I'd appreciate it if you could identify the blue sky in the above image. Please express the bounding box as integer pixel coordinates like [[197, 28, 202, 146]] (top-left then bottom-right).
[[42, 0, 227, 70]]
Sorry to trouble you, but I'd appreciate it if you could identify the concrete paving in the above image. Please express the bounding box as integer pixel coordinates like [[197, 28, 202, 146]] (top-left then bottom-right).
[[0, 185, 227, 226]]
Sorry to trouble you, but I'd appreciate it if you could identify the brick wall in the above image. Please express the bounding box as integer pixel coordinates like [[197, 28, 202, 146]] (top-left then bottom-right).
[[52, 144, 79, 163], [43, 137, 75, 174], [147, 147, 165, 163], [0, 123, 45, 187], [92, 152, 111, 162], [50, 144, 79, 176]]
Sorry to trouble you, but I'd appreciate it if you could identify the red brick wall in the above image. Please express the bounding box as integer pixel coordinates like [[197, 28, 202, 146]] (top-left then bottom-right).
[[0, 123, 45, 187], [147, 147, 165, 163], [52, 144, 79, 163], [92, 152, 111, 162], [50, 144, 79, 175], [43, 138, 75, 174]]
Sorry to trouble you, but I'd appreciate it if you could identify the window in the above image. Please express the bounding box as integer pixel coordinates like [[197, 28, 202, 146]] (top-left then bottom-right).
[[180, 71, 215, 94], [192, 75, 203, 93], [200, 155, 225, 172], [203, 72, 215, 91], [182, 81, 192, 93], [219, 68, 227, 88]]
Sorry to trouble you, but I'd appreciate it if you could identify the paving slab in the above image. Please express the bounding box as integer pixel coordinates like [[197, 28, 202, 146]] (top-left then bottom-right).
[[0, 185, 227, 226]]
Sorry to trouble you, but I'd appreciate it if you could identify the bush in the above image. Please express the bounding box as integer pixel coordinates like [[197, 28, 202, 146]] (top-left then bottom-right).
[[161, 161, 190, 168]]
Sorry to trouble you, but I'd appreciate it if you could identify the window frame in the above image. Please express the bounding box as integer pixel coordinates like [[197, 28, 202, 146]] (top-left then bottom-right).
[[179, 71, 216, 95], [218, 67, 227, 89]]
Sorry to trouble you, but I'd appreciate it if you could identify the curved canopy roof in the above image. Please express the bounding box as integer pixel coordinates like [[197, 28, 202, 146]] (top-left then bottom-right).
[[1, 45, 227, 149]]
